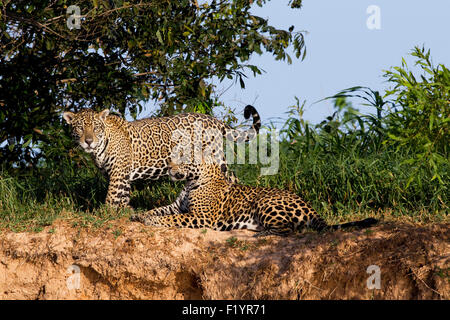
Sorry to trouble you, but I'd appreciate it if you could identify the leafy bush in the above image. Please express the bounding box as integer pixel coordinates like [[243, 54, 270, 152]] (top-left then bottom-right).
[[384, 46, 449, 185]]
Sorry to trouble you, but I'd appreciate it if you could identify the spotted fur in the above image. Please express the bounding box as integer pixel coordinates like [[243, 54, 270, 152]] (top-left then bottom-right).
[[63, 106, 261, 207], [131, 162, 378, 236]]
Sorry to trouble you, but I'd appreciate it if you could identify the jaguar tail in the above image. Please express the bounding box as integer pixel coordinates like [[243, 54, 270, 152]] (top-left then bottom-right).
[[330, 218, 378, 231], [223, 105, 261, 143], [309, 217, 378, 232]]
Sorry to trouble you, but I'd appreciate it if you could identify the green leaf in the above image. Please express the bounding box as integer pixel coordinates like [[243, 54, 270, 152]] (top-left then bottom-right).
[[156, 30, 163, 44], [22, 138, 32, 148], [387, 133, 402, 141]]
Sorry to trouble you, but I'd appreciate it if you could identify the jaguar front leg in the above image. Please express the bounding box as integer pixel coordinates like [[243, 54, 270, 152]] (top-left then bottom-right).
[[131, 211, 211, 229], [105, 170, 132, 208], [131, 211, 188, 227]]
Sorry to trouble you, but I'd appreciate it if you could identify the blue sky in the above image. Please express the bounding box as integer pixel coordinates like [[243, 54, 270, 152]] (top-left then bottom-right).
[[211, 0, 450, 126]]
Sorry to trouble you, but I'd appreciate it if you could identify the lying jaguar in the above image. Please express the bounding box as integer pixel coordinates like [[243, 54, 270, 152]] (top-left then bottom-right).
[[131, 161, 378, 236], [63, 106, 260, 207]]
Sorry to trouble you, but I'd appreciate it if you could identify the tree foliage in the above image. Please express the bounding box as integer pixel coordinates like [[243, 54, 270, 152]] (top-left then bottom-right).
[[0, 0, 305, 167]]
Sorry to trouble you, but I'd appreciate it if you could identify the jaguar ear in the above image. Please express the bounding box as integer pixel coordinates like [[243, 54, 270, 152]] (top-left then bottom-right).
[[99, 109, 110, 121], [63, 111, 75, 124]]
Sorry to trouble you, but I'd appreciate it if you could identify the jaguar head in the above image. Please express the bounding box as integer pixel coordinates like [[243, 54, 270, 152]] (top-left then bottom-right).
[[167, 159, 227, 182], [167, 160, 191, 181], [63, 109, 109, 153]]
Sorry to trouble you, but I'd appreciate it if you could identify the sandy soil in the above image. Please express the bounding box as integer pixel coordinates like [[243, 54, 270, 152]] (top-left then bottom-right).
[[0, 219, 448, 300]]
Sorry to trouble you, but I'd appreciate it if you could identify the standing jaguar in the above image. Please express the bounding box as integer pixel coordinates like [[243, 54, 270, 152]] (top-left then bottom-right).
[[63, 105, 260, 207], [131, 161, 378, 236]]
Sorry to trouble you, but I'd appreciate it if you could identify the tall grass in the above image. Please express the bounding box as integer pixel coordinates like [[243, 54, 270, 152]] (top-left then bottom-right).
[[0, 162, 129, 231], [0, 172, 72, 231], [231, 96, 448, 222]]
